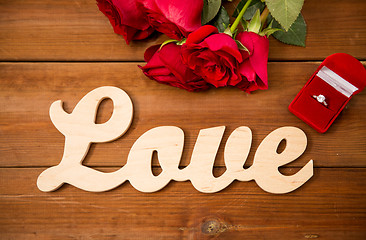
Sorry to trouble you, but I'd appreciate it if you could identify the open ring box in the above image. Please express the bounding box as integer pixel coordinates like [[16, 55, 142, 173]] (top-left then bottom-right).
[[289, 53, 366, 133]]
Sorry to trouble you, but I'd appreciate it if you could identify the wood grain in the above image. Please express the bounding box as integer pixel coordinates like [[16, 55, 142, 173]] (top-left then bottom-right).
[[1, 1, 366, 239], [1, 62, 365, 168], [0, 167, 365, 239], [0, 0, 365, 61]]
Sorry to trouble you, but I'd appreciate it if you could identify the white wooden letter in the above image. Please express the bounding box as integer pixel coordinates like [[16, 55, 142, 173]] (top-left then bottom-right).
[[252, 127, 313, 194], [182, 126, 253, 193], [37, 86, 133, 192], [126, 126, 184, 192]]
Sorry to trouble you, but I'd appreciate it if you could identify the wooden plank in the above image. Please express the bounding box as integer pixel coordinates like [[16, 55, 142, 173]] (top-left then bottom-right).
[[0, 0, 365, 61], [0, 167, 365, 239], [0, 62, 365, 168]]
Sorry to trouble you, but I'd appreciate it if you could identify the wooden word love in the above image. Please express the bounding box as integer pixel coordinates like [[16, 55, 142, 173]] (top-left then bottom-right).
[[37, 86, 313, 194]]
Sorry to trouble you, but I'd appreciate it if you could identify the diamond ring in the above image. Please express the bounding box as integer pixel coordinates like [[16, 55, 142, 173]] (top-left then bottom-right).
[[313, 94, 328, 107]]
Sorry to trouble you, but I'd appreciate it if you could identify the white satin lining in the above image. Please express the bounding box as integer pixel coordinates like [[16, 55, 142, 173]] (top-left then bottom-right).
[[316, 66, 358, 98]]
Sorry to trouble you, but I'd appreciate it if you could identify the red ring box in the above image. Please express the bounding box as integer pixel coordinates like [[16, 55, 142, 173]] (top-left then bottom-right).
[[289, 53, 366, 133]]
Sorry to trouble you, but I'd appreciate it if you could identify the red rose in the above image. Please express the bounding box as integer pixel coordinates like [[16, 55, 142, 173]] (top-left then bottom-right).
[[181, 25, 243, 88], [236, 32, 269, 93], [138, 0, 203, 40], [140, 43, 209, 92], [97, 0, 154, 44]]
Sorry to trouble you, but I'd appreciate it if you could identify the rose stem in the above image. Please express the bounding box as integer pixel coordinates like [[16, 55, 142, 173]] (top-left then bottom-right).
[[260, 6, 269, 30], [230, 0, 253, 33]]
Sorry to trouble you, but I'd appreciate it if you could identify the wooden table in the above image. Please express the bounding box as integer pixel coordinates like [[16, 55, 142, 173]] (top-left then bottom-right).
[[1, 0, 365, 239]]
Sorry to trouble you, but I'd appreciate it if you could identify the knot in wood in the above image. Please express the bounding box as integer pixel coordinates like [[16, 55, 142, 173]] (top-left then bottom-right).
[[201, 219, 221, 235]]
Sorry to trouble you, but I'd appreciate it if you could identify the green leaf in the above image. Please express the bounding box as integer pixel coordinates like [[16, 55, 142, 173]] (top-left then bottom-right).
[[265, 0, 304, 31], [210, 6, 230, 33], [201, 0, 222, 25], [248, 9, 261, 33], [244, 0, 265, 20], [233, 0, 265, 20], [271, 13, 307, 47]]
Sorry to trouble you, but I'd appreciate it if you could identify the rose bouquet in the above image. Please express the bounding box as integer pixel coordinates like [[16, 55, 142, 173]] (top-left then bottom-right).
[[97, 0, 307, 93]]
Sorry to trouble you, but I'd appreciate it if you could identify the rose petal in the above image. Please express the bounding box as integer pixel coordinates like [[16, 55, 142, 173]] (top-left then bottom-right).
[[97, 0, 154, 44], [112, 0, 150, 30], [182, 29, 245, 87], [154, 0, 203, 32], [203, 34, 242, 62], [131, 26, 155, 40], [236, 32, 254, 54], [186, 25, 219, 44], [144, 44, 161, 62], [141, 43, 209, 92], [140, 50, 165, 71], [159, 43, 195, 81], [139, 0, 203, 39], [144, 11, 184, 40], [249, 34, 269, 86], [239, 60, 256, 83]]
